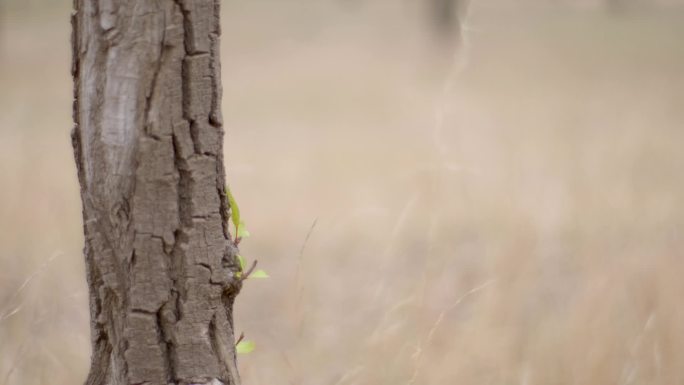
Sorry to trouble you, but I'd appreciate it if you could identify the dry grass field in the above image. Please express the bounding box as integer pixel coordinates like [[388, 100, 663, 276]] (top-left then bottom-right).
[[1, 1, 684, 384]]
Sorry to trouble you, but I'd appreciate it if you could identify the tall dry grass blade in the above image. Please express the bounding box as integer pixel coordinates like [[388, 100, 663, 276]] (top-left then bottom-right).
[[0, 252, 60, 322], [408, 278, 495, 385]]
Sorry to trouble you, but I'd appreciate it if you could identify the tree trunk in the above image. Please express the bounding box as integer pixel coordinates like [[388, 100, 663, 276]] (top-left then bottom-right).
[[70, 1, 242, 385]]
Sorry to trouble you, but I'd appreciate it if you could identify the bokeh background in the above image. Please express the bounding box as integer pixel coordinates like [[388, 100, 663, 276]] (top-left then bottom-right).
[[2, 0, 684, 384]]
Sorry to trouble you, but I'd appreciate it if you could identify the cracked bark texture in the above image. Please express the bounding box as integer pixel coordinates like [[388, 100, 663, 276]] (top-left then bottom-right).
[[71, 1, 241, 384]]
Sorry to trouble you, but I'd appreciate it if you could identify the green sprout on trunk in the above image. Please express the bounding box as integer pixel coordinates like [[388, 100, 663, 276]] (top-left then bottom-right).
[[226, 186, 269, 354]]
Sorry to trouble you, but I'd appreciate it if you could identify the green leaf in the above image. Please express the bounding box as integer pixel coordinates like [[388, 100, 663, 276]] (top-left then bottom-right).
[[226, 187, 241, 232], [237, 255, 245, 271], [236, 340, 255, 354], [249, 269, 269, 279], [237, 220, 250, 239]]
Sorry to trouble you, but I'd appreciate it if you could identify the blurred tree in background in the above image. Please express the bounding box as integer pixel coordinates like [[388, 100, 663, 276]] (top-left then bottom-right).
[[429, 0, 465, 45]]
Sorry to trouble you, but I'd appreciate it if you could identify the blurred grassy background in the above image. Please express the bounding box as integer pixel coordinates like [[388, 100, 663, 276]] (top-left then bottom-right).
[[1, 0, 684, 384]]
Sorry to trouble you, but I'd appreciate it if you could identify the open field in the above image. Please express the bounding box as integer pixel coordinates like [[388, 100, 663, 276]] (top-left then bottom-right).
[[1, 1, 684, 384]]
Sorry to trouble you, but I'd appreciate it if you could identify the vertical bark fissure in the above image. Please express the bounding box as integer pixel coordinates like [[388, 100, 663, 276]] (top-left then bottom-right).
[[72, 0, 241, 384], [154, 307, 173, 383], [143, 16, 168, 141]]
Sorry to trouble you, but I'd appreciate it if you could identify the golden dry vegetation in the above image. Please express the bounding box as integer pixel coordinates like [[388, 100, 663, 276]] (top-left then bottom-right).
[[1, 1, 684, 384]]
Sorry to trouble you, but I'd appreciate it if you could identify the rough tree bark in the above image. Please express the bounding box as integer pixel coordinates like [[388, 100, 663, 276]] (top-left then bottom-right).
[[71, 1, 242, 385]]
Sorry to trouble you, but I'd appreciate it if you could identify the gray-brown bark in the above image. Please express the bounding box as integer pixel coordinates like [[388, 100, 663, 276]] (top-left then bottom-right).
[[71, 1, 241, 384]]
